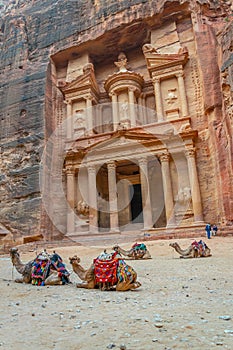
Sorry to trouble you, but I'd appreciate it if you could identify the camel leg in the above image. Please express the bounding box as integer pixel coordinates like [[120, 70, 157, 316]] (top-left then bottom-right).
[[76, 281, 96, 289], [45, 273, 63, 286], [116, 282, 129, 291], [15, 276, 31, 283], [116, 280, 141, 291], [143, 251, 152, 259], [15, 278, 24, 283], [130, 281, 141, 290]]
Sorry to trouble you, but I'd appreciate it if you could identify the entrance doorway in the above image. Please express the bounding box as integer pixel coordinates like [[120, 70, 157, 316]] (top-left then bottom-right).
[[129, 184, 143, 223]]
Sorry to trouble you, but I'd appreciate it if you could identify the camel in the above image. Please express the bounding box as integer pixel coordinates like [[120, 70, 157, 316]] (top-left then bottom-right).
[[169, 240, 212, 258], [9, 247, 70, 285], [69, 255, 141, 291], [112, 243, 152, 260]]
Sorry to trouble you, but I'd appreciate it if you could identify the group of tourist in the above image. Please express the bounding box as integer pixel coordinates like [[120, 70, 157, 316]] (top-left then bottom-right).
[[205, 223, 218, 239]]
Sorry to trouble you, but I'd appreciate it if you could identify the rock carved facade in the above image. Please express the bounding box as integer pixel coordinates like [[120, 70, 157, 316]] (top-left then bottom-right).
[[0, 0, 232, 239]]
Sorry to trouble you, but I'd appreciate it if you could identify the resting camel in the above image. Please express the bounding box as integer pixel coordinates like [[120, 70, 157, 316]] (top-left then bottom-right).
[[169, 241, 212, 258], [112, 243, 152, 260], [9, 247, 69, 285], [69, 255, 141, 291]]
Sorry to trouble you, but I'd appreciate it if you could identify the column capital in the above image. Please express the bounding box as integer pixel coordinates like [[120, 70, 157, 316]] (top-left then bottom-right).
[[185, 147, 196, 158], [65, 166, 75, 175], [138, 157, 148, 166], [176, 72, 184, 78], [64, 99, 72, 105], [84, 95, 93, 102], [109, 91, 117, 97], [152, 77, 161, 84], [128, 86, 136, 93], [158, 152, 170, 162], [87, 165, 96, 174], [107, 161, 116, 170]]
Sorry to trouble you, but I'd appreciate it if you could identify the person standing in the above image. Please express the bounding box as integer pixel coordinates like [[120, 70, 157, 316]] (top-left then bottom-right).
[[212, 224, 218, 236], [205, 223, 211, 239]]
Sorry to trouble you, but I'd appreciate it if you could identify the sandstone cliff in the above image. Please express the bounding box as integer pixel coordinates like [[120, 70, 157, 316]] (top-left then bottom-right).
[[0, 0, 232, 239]]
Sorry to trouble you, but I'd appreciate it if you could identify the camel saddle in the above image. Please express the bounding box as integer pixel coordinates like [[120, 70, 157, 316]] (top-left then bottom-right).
[[191, 240, 208, 256], [93, 251, 118, 285]]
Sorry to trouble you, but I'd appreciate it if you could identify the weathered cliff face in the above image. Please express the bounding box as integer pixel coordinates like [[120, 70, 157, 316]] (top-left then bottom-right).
[[0, 0, 232, 238], [218, 20, 233, 226]]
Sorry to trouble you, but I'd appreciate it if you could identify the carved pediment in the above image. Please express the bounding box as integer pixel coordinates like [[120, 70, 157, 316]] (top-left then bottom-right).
[[85, 129, 165, 153], [143, 44, 189, 76], [59, 63, 100, 101]]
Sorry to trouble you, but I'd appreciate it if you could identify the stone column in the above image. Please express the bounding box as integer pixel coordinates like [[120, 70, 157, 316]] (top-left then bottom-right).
[[128, 87, 136, 127], [139, 157, 153, 229], [86, 96, 93, 135], [66, 166, 76, 234], [153, 77, 164, 122], [177, 72, 189, 117], [138, 94, 143, 125], [159, 153, 176, 227], [107, 161, 119, 232], [185, 147, 204, 223], [87, 165, 98, 233], [66, 100, 73, 139], [110, 92, 118, 131], [139, 93, 147, 124]]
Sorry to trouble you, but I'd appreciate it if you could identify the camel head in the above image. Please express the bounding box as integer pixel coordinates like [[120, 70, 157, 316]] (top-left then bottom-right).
[[112, 245, 119, 252], [69, 255, 81, 265], [9, 247, 20, 259], [169, 242, 178, 248]]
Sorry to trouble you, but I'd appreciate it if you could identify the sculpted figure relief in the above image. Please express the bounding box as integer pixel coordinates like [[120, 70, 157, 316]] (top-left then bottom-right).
[[114, 52, 128, 72], [77, 200, 89, 217]]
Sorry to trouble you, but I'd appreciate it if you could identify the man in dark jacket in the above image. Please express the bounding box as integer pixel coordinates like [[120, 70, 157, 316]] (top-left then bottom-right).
[[205, 223, 211, 239]]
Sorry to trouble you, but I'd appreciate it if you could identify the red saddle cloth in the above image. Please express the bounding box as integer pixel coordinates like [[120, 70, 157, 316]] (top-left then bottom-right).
[[94, 254, 118, 285]]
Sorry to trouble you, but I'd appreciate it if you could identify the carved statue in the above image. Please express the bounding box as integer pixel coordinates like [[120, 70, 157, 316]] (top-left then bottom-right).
[[77, 200, 89, 217], [114, 52, 128, 72], [175, 187, 191, 204], [165, 88, 178, 105]]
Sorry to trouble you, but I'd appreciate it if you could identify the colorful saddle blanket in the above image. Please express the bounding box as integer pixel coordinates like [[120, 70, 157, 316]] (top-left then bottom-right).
[[117, 259, 135, 283], [132, 243, 147, 251], [94, 252, 118, 285], [191, 240, 208, 256], [31, 252, 70, 286]]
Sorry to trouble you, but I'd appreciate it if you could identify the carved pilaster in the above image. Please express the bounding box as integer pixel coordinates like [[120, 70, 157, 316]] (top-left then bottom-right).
[[107, 161, 119, 232], [158, 152, 176, 226], [152, 77, 164, 122], [177, 72, 189, 117], [109, 92, 118, 131], [185, 147, 203, 223], [138, 157, 153, 229], [66, 165, 76, 234], [85, 96, 93, 135], [65, 100, 73, 139], [87, 165, 98, 232]]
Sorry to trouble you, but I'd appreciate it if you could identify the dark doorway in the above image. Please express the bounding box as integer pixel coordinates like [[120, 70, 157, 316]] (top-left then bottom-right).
[[129, 184, 143, 223]]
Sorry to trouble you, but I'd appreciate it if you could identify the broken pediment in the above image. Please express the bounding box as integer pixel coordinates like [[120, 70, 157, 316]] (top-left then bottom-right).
[[142, 44, 189, 76], [59, 63, 100, 101]]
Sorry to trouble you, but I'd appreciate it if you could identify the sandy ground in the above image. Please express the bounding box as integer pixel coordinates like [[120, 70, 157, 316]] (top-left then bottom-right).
[[0, 236, 233, 350]]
